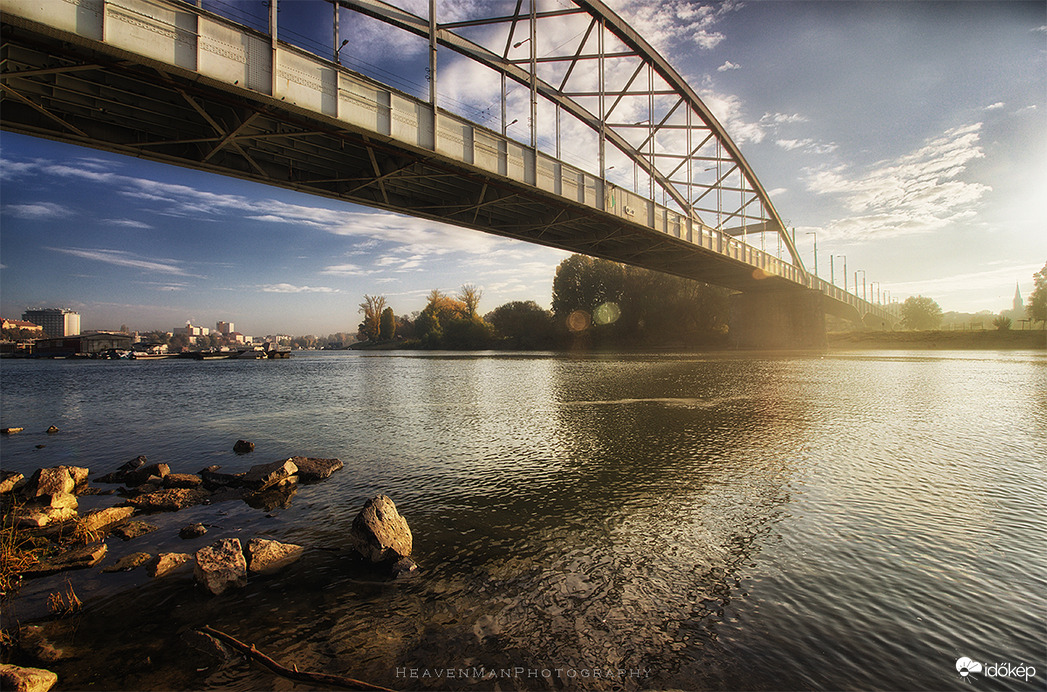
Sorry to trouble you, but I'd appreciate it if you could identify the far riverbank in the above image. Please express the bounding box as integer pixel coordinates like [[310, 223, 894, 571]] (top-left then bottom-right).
[[828, 329, 1046, 350]]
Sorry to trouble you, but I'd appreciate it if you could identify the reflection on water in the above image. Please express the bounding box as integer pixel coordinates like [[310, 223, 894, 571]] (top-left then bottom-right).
[[1, 351, 1044, 691]]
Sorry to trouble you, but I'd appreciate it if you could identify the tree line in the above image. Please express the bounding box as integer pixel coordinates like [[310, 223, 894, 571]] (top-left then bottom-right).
[[353, 255, 732, 350]]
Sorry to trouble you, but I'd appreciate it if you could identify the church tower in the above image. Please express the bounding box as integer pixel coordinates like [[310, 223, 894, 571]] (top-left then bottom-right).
[[1013, 283, 1023, 314]]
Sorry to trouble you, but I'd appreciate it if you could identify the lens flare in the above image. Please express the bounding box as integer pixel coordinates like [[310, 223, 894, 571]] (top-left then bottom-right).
[[593, 302, 621, 325], [566, 310, 591, 332]]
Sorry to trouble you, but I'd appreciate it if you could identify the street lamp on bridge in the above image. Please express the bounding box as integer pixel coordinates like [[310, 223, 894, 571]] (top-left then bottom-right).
[[856, 270, 866, 301], [806, 231, 817, 278], [837, 255, 847, 293]]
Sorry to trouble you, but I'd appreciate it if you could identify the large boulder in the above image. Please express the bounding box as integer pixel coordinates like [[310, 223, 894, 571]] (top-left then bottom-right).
[[198, 465, 244, 490], [0, 663, 58, 692], [123, 463, 170, 488], [78, 506, 135, 536], [242, 459, 298, 492], [123, 488, 210, 512], [233, 439, 255, 454], [194, 539, 247, 595], [243, 479, 297, 511], [14, 506, 78, 529], [95, 456, 147, 484], [23, 543, 107, 577], [0, 470, 25, 494], [349, 495, 412, 563], [290, 457, 343, 482], [102, 552, 152, 573], [112, 521, 158, 540], [148, 552, 192, 578], [21, 466, 87, 499], [162, 473, 202, 489], [245, 538, 304, 574]]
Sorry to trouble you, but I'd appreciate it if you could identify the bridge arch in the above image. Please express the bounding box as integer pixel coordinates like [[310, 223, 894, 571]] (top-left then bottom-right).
[[337, 0, 804, 269]]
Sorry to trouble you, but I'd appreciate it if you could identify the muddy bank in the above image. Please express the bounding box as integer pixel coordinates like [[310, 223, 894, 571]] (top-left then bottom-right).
[[828, 329, 1045, 349]]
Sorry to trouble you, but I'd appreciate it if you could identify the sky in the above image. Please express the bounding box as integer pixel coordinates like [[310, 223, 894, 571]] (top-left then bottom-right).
[[1, 0, 1045, 336]]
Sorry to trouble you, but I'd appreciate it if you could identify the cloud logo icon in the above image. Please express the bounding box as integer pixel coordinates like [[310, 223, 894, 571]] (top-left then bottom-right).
[[956, 657, 983, 680]]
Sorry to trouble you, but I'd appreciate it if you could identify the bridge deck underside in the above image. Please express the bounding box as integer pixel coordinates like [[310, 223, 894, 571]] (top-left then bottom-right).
[[1, 21, 791, 294]]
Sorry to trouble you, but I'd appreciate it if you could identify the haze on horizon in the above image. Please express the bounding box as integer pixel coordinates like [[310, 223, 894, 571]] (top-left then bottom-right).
[[1, 0, 1044, 337]]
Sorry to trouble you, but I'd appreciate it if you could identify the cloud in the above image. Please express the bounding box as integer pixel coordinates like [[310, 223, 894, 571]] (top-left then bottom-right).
[[104, 218, 153, 229], [984, 102, 1005, 111], [717, 61, 741, 72], [3, 202, 72, 219], [259, 283, 340, 293], [47, 247, 199, 276], [775, 138, 837, 155], [805, 123, 991, 241]]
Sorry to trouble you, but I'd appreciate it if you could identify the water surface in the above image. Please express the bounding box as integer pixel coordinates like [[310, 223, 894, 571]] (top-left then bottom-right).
[[1, 350, 1044, 690]]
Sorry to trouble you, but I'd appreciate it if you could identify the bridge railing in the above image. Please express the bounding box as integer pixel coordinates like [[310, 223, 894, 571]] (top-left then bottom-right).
[[6, 0, 884, 320]]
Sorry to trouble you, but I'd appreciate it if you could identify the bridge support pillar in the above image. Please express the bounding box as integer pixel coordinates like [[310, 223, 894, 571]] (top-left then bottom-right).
[[729, 289, 826, 350]]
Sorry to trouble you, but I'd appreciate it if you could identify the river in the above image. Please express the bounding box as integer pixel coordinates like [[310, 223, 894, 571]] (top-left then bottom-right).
[[1, 350, 1044, 691]]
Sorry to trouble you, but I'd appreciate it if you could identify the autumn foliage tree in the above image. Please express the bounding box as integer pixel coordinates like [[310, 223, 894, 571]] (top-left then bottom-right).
[[358, 294, 387, 342]]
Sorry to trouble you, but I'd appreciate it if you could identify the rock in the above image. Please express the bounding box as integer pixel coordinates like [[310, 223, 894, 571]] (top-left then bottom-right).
[[102, 552, 152, 573], [124, 463, 170, 488], [1, 471, 25, 494], [78, 506, 135, 535], [112, 520, 159, 540], [198, 465, 243, 490], [243, 478, 297, 511], [179, 523, 208, 539], [46, 426, 59, 434], [289, 456, 344, 482], [194, 538, 247, 595], [22, 467, 74, 499], [1, 427, 24, 435], [95, 456, 147, 484], [163, 473, 202, 489], [391, 556, 419, 579], [123, 488, 210, 512], [45, 492, 77, 510], [14, 506, 78, 529], [245, 538, 304, 574], [349, 494, 412, 563], [18, 626, 65, 664], [233, 439, 255, 454], [242, 459, 298, 492], [23, 543, 107, 577], [148, 552, 192, 578], [0, 663, 58, 692]]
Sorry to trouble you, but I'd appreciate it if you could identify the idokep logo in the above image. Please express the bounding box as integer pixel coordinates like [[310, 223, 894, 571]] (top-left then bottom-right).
[[955, 656, 1037, 683], [956, 657, 983, 681]]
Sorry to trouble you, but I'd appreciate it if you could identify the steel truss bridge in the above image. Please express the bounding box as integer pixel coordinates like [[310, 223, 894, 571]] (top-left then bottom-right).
[[1, 0, 894, 339]]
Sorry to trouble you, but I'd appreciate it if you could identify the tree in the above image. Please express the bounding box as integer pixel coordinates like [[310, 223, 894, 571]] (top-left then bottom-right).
[[992, 315, 1012, 331], [379, 307, 396, 341], [486, 300, 555, 348], [458, 284, 483, 318], [358, 294, 387, 342], [901, 295, 943, 330], [1029, 261, 1047, 325]]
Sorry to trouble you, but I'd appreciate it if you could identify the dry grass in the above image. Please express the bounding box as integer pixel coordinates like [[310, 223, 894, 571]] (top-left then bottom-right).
[[47, 580, 82, 617], [0, 502, 44, 594]]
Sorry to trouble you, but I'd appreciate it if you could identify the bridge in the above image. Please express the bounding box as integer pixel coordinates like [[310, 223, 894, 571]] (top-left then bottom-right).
[[1, 0, 895, 347]]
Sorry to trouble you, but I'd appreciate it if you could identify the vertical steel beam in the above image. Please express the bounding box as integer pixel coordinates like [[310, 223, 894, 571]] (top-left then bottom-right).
[[598, 18, 605, 188], [270, 0, 278, 96], [333, 2, 339, 63], [428, 0, 437, 107], [529, 0, 536, 148]]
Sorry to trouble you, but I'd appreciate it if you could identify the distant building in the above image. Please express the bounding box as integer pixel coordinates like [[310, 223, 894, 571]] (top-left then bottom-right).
[[1, 318, 44, 334], [21, 308, 80, 338], [216, 321, 234, 335], [34, 332, 132, 357]]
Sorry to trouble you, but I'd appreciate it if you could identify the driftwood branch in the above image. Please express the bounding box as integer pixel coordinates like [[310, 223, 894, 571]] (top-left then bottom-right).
[[199, 625, 396, 692]]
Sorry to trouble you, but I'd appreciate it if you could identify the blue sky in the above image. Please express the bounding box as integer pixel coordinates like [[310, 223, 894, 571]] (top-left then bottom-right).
[[2, 0, 1045, 336]]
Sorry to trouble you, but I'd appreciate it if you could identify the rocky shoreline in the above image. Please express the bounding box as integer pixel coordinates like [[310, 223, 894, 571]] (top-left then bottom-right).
[[0, 444, 415, 692]]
